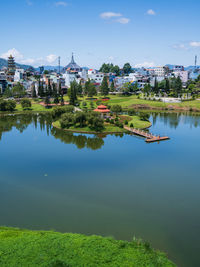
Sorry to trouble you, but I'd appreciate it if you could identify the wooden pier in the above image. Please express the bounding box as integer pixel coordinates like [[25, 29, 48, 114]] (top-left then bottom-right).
[[124, 126, 170, 143]]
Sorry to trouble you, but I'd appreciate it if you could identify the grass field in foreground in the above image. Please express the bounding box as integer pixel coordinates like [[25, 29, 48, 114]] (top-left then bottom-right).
[[0, 227, 175, 267]]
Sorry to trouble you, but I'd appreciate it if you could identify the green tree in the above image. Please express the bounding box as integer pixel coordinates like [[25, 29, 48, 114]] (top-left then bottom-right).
[[68, 81, 78, 106], [123, 63, 132, 75], [110, 80, 115, 92], [88, 82, 97, 97], [3, 87, 13, 98], [111, 105, 122, 115], [21, 99, 32, 109], [153, 78, 159, 95], [100, 76, 109, 96], [32, 85, 37, 98], [174, 76, 182, 96], [12, 83, 26, 98]]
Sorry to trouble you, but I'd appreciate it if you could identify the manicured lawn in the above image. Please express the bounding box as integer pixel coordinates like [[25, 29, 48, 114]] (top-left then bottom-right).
[[0, 227, 175, 267], [120, 115, 152, 129], [15, 103, 47, 112]]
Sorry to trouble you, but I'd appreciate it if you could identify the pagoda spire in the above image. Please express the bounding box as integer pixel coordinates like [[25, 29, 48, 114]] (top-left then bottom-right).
[[71, 53, 75, 64]]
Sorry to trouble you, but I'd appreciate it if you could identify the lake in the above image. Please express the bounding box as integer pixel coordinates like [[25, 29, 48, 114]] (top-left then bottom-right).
[[0, 112, 200, 267]]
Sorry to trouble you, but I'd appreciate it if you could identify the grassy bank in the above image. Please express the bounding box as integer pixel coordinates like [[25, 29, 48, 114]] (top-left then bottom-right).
[[53, 114, 151, 134], [0, 227, 175, 267]]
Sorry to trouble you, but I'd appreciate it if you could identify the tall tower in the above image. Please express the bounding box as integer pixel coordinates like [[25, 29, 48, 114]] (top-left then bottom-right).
[[7, 55, 16, 82]]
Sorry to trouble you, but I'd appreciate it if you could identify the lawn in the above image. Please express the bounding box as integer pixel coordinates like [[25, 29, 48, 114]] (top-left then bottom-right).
[[0, 227, 175, 267]]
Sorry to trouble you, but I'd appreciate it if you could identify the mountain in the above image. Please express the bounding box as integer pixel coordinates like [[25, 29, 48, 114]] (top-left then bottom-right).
[[0, 58, 34, 70]]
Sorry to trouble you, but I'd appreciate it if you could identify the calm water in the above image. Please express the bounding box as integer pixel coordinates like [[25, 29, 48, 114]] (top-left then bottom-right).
[[0, 112, 200, 267]]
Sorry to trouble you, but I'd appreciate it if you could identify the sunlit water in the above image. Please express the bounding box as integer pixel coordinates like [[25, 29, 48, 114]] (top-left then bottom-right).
[[0, 112, 200, 267]]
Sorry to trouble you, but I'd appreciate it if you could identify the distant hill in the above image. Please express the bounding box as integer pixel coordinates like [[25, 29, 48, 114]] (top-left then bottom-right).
[[0, 58, 34, 70]]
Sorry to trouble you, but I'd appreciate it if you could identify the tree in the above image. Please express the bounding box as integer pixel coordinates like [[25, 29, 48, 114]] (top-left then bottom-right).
[[52, 82, 57, 97], [47, 79, 53, 97], [11, 83, 26, 98], [174, 76, 182, 96], [32, 85, 37, 98], [3, 87, 13, 98], [100, 76, 109, 96], [165, 78, 170, 94], [0, 100, 16, 111], [44, 96, 50, 106], [21, 99, 32, 110], [153, 78, 159, 95], [123, 63, 132, 75], [111, 105, 122, 115], [110, 80, 115, 92], [75, 112, 87, 128], [87, 82, 97, 97], [44, 70, 49, 75], [77, 82, 83, 95], [60, 113, 75, 129], [38, 81, 45, 97], [143, 84, 151, 96], [60, 95, 64, 106], [54, 95, 59, 104], [68, 81, 78, 106]]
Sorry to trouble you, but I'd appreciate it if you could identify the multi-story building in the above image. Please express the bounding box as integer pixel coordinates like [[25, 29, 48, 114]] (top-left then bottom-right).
[[87, 69, 104, 84], [154, 66, 166, 77], [0, 72, 7, 93]]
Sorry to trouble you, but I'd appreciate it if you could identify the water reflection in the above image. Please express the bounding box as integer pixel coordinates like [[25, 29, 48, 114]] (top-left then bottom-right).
[[150, 111, 200, 129], [0, 113, 105, 150], [0, 112, 200, 147]]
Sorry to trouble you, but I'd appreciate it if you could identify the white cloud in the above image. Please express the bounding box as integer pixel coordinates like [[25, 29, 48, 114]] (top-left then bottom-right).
[[135, 62, 155, 68], [55, 1, 68, 7], [100, 12, 130, 24], [1, 48, 24, 60], [116, 17, 130, 24], [173, 43, 187, 50], [147, 9, 156, 15], [100, 12, 122, 19], [46, 54, 58, 63], [190, 41, 200, 47], [1, 48, 58, 67]]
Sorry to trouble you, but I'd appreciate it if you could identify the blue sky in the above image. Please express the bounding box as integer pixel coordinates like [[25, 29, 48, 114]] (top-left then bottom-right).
[[1, 0, 200, 68]]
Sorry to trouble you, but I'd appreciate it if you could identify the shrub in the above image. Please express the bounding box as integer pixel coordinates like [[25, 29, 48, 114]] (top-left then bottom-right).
[[0, 100, 16, 111], [119, 123, 123, 128], [110, 119, 114, 124], [105, 118, 110, 123], [59, 113, 75, 129], [124, 120, 128, 125], [128, 108, 136, 116], [115, 117, 119, 122], [82, 101, 87, 107], [130, 123, 134, 128], [21, 98, 32, 109]]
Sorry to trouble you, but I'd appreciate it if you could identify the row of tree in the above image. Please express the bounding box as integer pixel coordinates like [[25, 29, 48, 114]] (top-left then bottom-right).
[[99, 63, 133, 75]]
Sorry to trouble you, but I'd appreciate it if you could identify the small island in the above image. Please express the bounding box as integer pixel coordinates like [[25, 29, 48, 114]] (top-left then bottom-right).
[[52, 104, 151, 134]]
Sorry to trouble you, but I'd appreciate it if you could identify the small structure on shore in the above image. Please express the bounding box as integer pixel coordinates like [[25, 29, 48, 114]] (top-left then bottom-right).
[[94, 105, 110, 117]]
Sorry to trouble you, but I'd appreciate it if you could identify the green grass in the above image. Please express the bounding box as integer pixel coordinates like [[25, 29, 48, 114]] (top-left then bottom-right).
[[0, 227, 175, 267], [15, 103, 47, 112], [78, 95, 200, 110], [124, 115, 152, 129]]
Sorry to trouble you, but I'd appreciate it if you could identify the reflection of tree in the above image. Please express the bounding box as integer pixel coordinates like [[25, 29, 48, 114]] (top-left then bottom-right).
[[0, 113, 53, 141], [51, 128, 104, 150]]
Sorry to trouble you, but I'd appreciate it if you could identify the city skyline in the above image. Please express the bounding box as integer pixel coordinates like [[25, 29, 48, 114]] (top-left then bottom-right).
[[1, 0, 200, 68]]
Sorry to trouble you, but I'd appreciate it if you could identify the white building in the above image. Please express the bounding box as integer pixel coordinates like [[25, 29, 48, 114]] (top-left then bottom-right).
[[174, 70, 189, 83], [87, 69, 104, 84], [63, 73, 78, 87], [154, 66, 165, 77], [14, 69, 24, 82]]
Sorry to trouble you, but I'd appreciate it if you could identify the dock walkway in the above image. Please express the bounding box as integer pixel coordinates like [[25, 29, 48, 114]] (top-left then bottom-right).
[[124, 126, 170, 143]]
